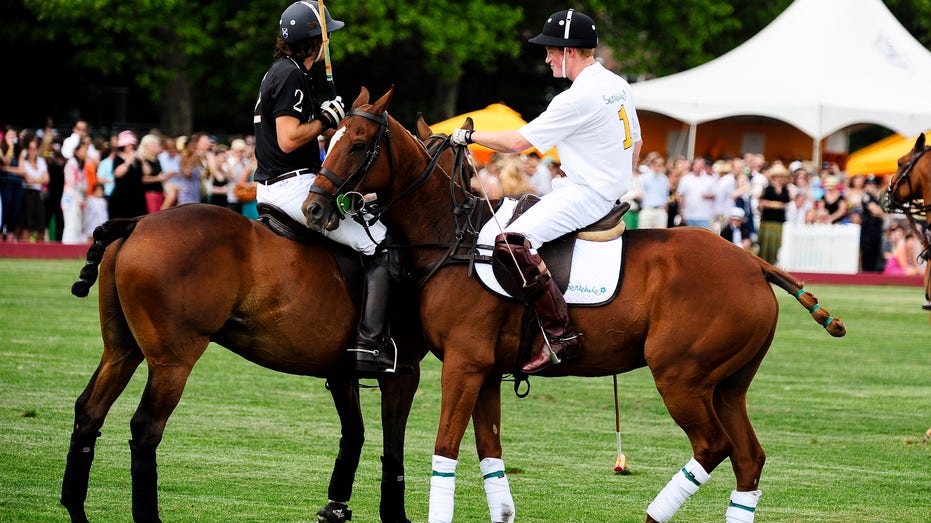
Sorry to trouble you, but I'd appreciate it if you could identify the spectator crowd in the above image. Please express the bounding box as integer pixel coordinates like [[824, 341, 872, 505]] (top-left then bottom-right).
[[0, 117, 921, 276], [1, 119, 258, 245]]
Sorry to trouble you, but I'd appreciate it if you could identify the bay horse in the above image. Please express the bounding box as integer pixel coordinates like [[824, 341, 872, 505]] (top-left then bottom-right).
[[881, 132, 931, 309], [303, 87, 847, 523], [62, 203, 423, 523]]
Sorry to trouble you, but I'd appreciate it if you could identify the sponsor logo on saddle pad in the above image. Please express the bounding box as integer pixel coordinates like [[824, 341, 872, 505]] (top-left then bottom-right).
[[475, 198, 623, 306]]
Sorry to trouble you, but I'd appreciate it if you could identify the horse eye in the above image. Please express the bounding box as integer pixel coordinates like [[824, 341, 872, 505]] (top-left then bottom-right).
[[350, 142, 366, 153]]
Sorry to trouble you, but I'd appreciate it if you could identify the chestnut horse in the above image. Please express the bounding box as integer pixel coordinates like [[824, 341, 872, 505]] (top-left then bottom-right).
[[62, 203, 423, 523], [881, 132, 931, 309], [303, 88, 847, 523]]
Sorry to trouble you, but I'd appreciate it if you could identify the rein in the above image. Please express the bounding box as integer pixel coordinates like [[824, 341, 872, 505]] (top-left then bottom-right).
[[314, 110, 483, 286]]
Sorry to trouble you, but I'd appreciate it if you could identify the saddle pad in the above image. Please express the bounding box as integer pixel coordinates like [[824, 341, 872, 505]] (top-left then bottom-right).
[[475, 198, 623, 306]]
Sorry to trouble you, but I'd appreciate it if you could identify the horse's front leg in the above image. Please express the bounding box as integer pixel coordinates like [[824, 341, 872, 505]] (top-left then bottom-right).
[[317, 377, 364, 523], [471, 375, 514, 523], [377, 367, 421, 523], [429, 352, 492, 523]]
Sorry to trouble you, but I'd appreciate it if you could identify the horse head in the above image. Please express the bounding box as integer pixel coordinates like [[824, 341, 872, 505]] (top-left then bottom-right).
[[882, 133, 929, 213], [304, 86, 396, 232], [304, 87, 476, 242]]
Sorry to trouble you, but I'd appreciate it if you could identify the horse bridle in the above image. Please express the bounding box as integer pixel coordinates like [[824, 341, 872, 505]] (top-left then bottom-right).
[[883, 145, 930, 216], [310, 109, 393, 218], [310, 109, 474, 223]]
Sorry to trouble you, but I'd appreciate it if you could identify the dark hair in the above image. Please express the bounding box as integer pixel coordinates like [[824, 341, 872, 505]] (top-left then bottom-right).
[[274, 36, 322, 62]]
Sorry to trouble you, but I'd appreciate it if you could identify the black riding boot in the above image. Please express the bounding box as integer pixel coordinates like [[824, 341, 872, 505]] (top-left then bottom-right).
[[350, 251, 397, 378], [493, 232, 582, 374]]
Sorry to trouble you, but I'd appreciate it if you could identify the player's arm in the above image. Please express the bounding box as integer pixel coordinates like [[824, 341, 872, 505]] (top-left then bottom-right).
[[458, 129, 532, 154], [631, 139, 643, 173], [275, 115, 327, 154]]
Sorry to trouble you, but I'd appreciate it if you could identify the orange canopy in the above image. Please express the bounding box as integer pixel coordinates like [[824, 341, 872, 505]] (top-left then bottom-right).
[[846, 131, 931, 176], [429, 103, 558, 164]]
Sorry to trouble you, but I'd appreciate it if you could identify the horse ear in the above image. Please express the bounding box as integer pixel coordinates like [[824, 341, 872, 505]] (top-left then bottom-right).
[[461, 117, 474, 132], [352, 87, 370, 110], [917, 133, 926, 151], [415, 113, 433, 140], [372, 86, 395, 116]]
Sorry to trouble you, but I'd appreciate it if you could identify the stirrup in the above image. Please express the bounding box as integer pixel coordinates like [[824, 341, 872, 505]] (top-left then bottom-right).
[[317, 501, 352, 522], [348, 337, 398, 377], [543, 332, 583, 365]]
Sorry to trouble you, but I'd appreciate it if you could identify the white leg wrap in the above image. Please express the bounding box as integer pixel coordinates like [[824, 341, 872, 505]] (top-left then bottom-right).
[[429, 455, 458, 523], [480, 457, 515, 523], [726, 489, 762, 523], [646, 457, 711, 523]]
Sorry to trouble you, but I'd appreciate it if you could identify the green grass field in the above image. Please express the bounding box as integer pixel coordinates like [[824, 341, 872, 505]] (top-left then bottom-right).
[[1, 259, 930, 522]]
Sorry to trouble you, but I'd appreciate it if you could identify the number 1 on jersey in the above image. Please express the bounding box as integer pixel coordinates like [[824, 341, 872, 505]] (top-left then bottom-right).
[[618, 105, 632, 149]]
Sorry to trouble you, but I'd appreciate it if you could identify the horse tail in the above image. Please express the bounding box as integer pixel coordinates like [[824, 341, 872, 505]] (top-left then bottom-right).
[[759, 259, 847, 337], [71, 218, 140, 298]]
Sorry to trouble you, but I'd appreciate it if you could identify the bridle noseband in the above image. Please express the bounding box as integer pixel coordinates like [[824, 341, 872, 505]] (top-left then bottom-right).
[[309, 109, 393, 217]]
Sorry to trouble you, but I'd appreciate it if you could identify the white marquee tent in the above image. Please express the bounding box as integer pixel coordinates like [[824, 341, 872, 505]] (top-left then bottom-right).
[[630, 0, 931, 161]]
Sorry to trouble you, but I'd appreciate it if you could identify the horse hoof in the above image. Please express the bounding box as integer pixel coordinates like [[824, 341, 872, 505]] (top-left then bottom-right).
[[316, 501, 352, 522]]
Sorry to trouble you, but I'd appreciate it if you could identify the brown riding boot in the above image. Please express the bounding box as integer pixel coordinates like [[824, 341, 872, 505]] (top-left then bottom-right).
[[493, 233, 582, 374]]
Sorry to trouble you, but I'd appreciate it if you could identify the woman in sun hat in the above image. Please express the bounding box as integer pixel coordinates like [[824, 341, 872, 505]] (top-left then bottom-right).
[[757, 162, 791, 264], [819, 175, 848, 224], [108, 130, 148, 219]]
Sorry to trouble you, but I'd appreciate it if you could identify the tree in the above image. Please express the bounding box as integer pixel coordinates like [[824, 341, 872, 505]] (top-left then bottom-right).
[[21, 0, 522, 134], [9, 0, 931, 136]]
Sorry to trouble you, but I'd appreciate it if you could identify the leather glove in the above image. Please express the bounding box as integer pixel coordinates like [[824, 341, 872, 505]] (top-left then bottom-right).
[[450, 128, 473, 146], [319, 96, 345, 130]]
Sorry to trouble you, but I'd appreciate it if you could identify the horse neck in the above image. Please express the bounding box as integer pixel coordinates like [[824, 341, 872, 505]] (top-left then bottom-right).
[[381, 119, 470, 268]]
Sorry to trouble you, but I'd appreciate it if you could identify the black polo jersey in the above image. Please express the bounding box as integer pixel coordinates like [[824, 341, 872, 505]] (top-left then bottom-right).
[[253, 57, 322, 182]]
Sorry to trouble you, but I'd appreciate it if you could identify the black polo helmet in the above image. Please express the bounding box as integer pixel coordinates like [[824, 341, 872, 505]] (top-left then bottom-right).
[[279, 1, 345, 44], [528, 9, 598, 49]]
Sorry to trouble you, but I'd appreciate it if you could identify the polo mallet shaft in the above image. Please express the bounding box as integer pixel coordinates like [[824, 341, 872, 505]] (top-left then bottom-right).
[[316, 0, 336, 98], [613, 374, 628, 473]]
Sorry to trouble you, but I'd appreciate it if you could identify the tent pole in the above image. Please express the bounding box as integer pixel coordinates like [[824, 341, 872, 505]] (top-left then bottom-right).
[[688, 122, 697, 160], [812, 137, 821, 168]]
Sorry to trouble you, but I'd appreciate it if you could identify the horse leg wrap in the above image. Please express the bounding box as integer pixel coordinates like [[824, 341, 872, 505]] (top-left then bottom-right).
[[129, 440, 162, 523], [428, 455, 457, 523], [646, 457, 710, 523], [380, 455, 406, 522], [60, 431, 101, 513], [328, 445, 361, 506], [480, 457, 515, 523], [725, 489, 762, 523]]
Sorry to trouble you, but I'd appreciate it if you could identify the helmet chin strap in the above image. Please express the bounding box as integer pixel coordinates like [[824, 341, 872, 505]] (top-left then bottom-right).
[[560, 9, 574, 79]]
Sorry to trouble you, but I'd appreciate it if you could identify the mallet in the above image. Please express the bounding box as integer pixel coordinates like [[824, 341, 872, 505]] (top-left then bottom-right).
[[613, 374, 629, 474]]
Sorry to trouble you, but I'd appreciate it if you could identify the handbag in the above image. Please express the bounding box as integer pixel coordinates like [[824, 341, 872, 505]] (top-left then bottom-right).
[[233, 182, 257, 202]]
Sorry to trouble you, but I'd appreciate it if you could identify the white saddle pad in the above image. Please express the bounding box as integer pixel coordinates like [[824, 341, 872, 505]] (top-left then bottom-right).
[[474, 198, 624, 306]]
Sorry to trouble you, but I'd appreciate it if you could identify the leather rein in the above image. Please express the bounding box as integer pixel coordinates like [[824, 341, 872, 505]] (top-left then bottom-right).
[[310, 110, 484, 286]]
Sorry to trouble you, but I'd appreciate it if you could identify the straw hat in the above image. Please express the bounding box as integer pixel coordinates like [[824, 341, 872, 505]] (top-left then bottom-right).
[[767, 163, 789, 178]]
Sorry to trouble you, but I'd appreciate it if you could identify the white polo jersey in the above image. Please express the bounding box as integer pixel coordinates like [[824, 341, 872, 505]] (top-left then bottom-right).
[[519, 61, 641, 202]]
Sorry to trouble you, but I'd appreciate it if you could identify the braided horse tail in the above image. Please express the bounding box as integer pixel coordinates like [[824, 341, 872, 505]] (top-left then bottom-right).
[[758, 258, 847, 337], [71, 218, 140, 298]]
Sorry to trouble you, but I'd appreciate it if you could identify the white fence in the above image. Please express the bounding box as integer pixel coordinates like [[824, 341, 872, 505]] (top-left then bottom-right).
[[778, 223, 861, 274]]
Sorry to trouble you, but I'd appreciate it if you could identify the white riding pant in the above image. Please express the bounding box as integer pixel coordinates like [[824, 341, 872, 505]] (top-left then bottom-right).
[[256, 171, 386, 256], [504, 178, 617, 249]]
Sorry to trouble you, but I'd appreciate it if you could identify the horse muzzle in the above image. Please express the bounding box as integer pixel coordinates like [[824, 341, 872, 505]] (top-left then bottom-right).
[[304, 199, 340, 232]]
